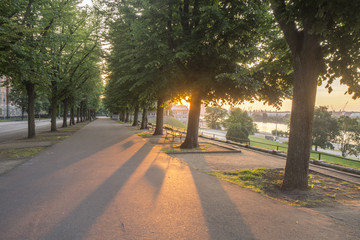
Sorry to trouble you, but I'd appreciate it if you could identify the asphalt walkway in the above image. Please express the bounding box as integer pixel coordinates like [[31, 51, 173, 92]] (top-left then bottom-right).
[[0, 118, 358, 239]]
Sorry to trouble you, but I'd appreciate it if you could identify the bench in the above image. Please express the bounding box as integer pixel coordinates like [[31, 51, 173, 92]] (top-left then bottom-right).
[[164, 127, 183, 141]]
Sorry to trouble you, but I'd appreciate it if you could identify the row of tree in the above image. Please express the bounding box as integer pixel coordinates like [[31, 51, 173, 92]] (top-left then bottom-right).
[[103, 0, 360, 190], [312, 107, 360, 157], [0, 0, 103, 136]]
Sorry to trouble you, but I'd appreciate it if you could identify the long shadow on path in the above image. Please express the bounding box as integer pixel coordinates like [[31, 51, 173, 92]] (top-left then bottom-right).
[[188, 154, 256, 240], [43, 142, 154, 240]]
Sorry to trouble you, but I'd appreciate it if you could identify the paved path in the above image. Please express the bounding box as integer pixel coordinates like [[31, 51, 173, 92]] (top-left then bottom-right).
[[0, 118, 358, 239]]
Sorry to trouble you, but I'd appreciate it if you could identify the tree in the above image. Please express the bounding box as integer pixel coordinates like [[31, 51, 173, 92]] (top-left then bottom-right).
[[0, 0, 103, 137], [336, 116, 360, 157], [312, 106, 338, 151], [270, 0, 360, 189], [224, 108, 255, 132], [225, 108, 255, 142], [169, 0, 290, 149], [204, 107, 227, 129]]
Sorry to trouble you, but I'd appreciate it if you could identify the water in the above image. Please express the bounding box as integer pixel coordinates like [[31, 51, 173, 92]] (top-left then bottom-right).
[[254, 121, 288, 134]]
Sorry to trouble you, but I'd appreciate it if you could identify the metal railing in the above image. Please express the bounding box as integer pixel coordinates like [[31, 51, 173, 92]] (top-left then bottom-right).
[[134, 121, 360, 167]]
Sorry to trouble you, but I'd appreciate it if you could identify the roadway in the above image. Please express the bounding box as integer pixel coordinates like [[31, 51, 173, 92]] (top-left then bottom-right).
[[0, 119, 63, 143]]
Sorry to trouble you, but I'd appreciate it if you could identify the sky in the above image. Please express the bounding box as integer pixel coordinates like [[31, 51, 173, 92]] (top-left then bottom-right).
[[79, 0, 359, 112], [78, 0, 92, 7], [238, 79, 359, 112]]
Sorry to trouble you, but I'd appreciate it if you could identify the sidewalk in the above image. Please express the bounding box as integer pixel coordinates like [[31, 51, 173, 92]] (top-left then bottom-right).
[[0, 119, 359, 239]]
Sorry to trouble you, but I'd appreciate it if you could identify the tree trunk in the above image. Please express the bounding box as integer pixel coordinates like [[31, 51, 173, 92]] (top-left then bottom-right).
[[315, 145, 318, 152], [180, 89, 202, 149], [50, 95, 57, 132], [132, 105, 139, 126], [62, 98, 68, 128], [76, 107, 80, 123], [80, 104, 83, 122], [282, 38, 322, 190], [70, 105, 75, 126], [154, 97, 164, 135], [125, 108, 129, 122], [120, 110, 125, 122], [25, 82, 35, 138], [140, 108, 148, 129]]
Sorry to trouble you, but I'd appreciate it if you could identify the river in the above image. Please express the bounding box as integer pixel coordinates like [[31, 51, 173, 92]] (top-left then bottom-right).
[[254, 121, 288, 134]]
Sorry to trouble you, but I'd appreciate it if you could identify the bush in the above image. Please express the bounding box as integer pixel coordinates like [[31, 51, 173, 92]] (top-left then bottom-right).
[[226, 123, 250, 143]]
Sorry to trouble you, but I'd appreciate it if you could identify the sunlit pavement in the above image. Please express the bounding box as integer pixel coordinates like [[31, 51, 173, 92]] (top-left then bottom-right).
[[0, 118, 357, 239]]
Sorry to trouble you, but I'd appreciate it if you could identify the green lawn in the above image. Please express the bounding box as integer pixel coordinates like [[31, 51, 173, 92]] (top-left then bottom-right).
[[248, 135, 360, 170], [248, 136, 288, 152]]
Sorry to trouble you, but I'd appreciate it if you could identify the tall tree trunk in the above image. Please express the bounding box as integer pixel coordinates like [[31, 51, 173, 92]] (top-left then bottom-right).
[[140, 108, 148, 129], [70, 105, 75, 126], [80, 104, 83, 122], [180, 89, 202, 149], [121, 110, 125, 122], [62, 98, 68, 128], [125, 108, 129, 122], [132, 105, 139, 126], [76, 107, 80, 123], [50, 95, 57, 132], [271, 2, 323, 190], [154, 97, 164, 135], [25, 82, 35, 138], [282, 39, 322, 190]]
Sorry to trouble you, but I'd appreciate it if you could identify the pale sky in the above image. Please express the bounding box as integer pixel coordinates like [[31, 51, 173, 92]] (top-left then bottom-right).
[[78, 0, 92, 7], [239, 79, 359, 112]]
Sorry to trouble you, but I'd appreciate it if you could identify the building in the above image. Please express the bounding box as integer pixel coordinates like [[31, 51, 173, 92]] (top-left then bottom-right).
[[171, 104, 189, 124], [0, 76, 24, 118]]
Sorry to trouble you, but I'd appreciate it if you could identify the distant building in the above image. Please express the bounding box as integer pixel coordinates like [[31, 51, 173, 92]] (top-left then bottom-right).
[[171, 104, 189, 124], [349, 112, 360, 119], [0, 76, 24, 118]]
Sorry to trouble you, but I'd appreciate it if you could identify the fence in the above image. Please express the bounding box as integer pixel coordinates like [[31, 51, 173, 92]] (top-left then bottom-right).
[[197, 129, 360, 169]]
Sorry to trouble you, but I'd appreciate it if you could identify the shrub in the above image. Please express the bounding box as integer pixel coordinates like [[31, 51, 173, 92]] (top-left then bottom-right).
[[226, 123, 250, 143]]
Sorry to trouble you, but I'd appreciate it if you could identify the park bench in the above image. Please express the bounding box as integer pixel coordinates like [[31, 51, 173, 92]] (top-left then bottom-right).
[[164, 126, 183, 141]]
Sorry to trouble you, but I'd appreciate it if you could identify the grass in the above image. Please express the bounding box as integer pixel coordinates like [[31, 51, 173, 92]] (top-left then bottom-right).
[[311, 153, 360, 169], [209, 168, 280, 194], [248, 135, 360, 170], [209, 168, 360, 207], [248, 136, 288, 151], [0, 147, 45, 159], [137, 132, 153, 137], [161, 143, 210, 153], [148, 116, 187, 130], [35, 136, 68, 142]]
